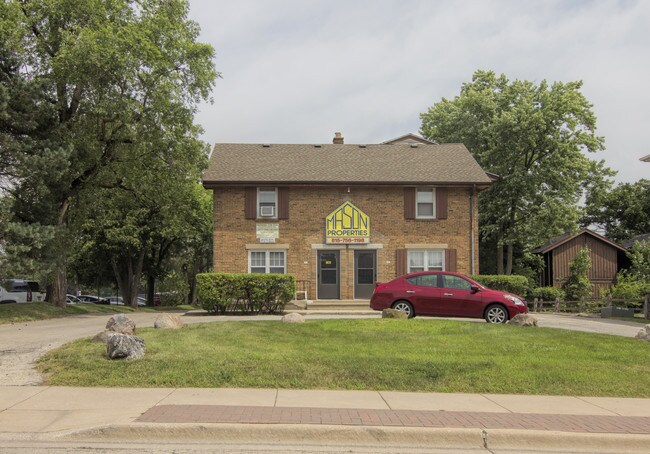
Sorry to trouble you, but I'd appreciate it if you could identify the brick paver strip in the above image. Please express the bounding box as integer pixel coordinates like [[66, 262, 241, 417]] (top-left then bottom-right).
[[136, 405, 650, 434]]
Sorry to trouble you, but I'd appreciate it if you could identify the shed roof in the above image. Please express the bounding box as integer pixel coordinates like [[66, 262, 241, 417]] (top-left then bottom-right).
[[533, 229, 627, 254], [622, 233, 650, 250], [202, 143, 492, 186]]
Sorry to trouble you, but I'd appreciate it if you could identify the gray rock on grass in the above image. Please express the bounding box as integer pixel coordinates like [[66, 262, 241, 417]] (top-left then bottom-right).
[[91, 331, 110, 343], [507, 313, 538, 327], [106, 314, 136, 335], [106, 333, 145, 360], [282, 313, 305, 323], [636, 324, 650, 342], [154, 313, 184, 329], [382, 308, 408, 319]]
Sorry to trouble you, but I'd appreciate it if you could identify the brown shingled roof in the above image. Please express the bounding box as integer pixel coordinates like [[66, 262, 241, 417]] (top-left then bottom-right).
[[202, 143, 492, 185]]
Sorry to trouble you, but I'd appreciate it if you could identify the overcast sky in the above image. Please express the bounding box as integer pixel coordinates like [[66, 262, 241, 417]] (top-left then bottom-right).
[[187, 0, 650, 184]]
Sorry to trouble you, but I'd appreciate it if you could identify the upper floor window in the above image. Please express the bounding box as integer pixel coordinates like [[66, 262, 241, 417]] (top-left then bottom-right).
[[416, 188, 436, 218], [408, 250, 444, 273], [258, 188, 277, 218]]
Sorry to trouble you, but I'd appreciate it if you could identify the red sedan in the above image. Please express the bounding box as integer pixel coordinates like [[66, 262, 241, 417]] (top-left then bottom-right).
[[370, 271, 528, 323]]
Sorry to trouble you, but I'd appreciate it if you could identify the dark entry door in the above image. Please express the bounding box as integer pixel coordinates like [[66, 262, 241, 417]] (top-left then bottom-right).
[[318, 251, 340, 299], [354, 250, 376, 299]]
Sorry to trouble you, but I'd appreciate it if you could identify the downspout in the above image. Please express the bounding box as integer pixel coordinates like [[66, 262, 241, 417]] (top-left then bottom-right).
[[470, 185, 476, 275]]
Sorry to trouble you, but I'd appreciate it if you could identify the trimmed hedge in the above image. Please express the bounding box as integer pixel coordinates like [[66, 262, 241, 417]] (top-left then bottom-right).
[[530, 286, 565, 301], [196, 273, 296, 314], [470, 274, 530, 297]]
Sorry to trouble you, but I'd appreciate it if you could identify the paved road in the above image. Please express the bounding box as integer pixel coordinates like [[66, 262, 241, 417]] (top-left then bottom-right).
[[0, 311, 644, 386]]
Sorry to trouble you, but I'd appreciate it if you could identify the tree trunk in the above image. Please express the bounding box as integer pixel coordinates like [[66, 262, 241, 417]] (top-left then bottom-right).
[[129, 248, 146, 307], [50, 267, 67, 308], [496, 229, 504, 275], [506, 242, 513, 275], [49, 221, 69, 308], [147, 274, 155, 306]]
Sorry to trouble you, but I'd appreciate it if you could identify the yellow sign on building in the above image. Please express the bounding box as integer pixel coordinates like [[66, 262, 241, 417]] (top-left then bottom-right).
[[325, 202, 370, 244]]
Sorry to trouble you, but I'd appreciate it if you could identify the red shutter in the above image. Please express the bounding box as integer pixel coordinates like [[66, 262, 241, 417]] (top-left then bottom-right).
[[244, 187, 257, 219], [445, 248, 457, 272], [404, 188, 415, 219], [436, 187, 448, 220], [395, 249, 407, 277], [278, 187, 289, 219]]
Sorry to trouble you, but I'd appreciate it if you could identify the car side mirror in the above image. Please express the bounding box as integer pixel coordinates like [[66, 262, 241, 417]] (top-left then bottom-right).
[[470, 285, 480, 293]]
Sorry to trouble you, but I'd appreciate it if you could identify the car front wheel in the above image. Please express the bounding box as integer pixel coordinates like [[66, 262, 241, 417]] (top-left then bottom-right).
[[392, 300, 414, 318], [484, 304, 508, 324]]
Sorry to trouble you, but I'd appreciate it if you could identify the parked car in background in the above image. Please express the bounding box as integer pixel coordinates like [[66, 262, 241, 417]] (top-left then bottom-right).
[[66, 294, 81, 304], [77, 295, 109, 304], [0, 279, 45, 304], [370, 271, 528, 323], [105, 296, 124, 305], [105, 296, 147, 307]]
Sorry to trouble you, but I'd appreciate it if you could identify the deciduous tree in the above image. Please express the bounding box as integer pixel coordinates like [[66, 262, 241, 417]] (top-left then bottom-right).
[[582, 179, 650, 242], [420, 70, 613, 274], [0, 0, 217, 306]]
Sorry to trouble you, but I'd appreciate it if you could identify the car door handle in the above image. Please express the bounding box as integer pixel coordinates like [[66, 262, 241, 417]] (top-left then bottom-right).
[[444, 293, 454, 296], [406, 290, 416, 294]]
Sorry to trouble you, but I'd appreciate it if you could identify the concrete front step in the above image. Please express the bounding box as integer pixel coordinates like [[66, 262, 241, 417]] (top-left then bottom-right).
[[287, 300, 370, 311]]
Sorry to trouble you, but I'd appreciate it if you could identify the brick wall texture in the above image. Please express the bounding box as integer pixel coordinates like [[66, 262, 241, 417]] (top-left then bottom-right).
[[212, 186, 480, 300]]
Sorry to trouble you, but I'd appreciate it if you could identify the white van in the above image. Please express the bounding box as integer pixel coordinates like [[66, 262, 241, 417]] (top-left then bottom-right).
[[0, 279, 46, 304]]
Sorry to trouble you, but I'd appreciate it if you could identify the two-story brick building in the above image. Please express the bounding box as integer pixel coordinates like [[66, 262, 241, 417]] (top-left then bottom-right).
[[202, 133, 492, 300]]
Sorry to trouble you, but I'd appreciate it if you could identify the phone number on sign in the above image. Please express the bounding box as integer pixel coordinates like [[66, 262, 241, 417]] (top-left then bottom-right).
[[327, 238, 370, 244]]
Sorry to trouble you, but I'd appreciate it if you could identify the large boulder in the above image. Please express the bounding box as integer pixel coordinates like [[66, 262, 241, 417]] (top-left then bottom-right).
[[91, 331, 110, 343], [106, 333, 145, 360], [382, 308, 408, 319], [635, 324, 650, 342], [507, 313, 538, 327], [154, 313, 184, 329], [281, 313, 305, 323], [106, 314, 136, 335]]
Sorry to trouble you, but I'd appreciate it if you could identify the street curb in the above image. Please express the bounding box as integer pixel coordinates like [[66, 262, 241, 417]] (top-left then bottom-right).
[[57, 423, 650, 452]]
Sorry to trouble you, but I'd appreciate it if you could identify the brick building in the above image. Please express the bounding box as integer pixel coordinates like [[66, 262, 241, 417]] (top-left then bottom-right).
[[202, 133, 492, 300]]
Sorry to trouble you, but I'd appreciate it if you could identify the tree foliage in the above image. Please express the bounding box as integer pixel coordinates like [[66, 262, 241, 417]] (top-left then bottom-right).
[[420, 70, 613, 274], [561, 248, 593, 301], [0, 0, 217, 305], [582, 179, 650, 242]]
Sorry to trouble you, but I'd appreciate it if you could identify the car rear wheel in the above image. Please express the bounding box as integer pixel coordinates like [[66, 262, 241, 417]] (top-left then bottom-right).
[[392, 300, 414, 318], [484, 304, 508, 324]]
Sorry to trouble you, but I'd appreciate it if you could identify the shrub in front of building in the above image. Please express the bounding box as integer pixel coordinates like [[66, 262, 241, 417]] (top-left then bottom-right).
[[470, 275, 531, 298], [196, 273, 296, 314], [530, 286, 565, 302]]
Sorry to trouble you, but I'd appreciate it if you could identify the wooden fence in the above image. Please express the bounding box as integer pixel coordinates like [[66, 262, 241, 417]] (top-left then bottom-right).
[[529, 294, 650, 320]]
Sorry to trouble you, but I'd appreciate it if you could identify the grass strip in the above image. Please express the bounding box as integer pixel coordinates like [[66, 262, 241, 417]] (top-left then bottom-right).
[[0, 302, 192, 324], [38, 318, 650, 397]]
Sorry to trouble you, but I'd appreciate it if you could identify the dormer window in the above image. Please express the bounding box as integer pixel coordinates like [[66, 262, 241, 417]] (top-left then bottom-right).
[[258, 188, 277, 218]]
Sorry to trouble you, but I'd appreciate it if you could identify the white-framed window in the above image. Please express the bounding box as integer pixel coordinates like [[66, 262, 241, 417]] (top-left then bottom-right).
[[416, 188, 436, 219], [248, 250, 286, 274], [408, 250, 444, 273], [257, 187, 277, 218]]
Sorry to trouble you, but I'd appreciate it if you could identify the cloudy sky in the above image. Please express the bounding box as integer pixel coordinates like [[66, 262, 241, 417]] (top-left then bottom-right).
[[187, 0, 650, 183]]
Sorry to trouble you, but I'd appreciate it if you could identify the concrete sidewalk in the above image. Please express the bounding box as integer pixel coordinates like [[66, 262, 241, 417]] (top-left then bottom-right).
[[1, 386, 649, 452]]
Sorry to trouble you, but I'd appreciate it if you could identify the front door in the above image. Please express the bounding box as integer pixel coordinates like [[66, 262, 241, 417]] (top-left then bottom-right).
[[318, 250, 340, 299], [354, 250, 376, 299]]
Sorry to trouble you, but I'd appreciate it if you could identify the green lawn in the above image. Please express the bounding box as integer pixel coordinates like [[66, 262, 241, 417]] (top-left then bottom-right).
[[0, 302, 191, 324], [38, 319, 650, 397]]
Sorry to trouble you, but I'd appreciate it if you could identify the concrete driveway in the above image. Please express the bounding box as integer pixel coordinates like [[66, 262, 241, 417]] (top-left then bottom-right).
[[0, 310, 645, 386]]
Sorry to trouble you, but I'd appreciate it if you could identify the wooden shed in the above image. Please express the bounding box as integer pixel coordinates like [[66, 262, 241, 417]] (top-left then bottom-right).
[[534, 230, 628, 298]]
